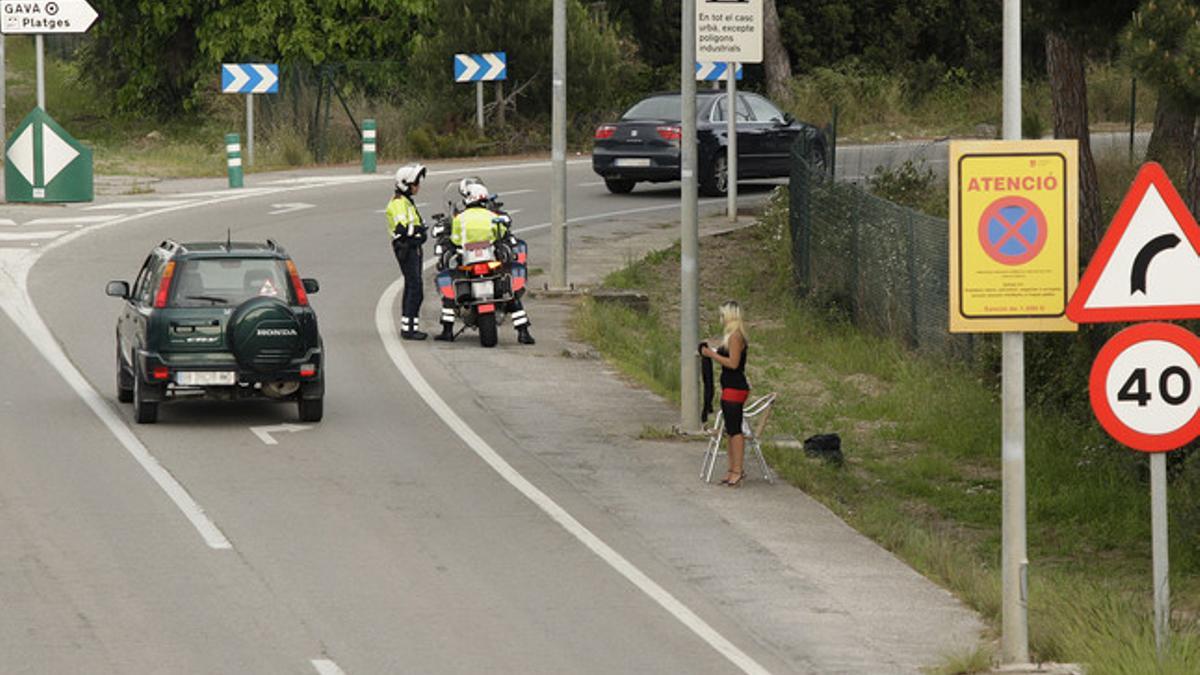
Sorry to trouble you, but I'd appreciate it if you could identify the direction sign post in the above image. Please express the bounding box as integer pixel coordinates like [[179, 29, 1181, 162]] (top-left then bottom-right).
[[221, 64, 279, 170], [1, 0, 100, 115], [453, 52, 507, 131]]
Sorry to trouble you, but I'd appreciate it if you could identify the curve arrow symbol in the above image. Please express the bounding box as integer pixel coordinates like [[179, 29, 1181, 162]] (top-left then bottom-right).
[[1131, 233, 1181, 295]]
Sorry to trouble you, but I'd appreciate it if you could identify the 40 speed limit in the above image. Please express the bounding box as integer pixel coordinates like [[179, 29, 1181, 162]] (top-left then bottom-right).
[[1089, 322, 1200, 452]]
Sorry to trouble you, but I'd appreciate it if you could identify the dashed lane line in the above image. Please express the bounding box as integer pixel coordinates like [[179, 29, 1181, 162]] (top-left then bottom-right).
[[25, 215, 123, 226], [0, 231, 67, 241], [311, 659, 347, 675]]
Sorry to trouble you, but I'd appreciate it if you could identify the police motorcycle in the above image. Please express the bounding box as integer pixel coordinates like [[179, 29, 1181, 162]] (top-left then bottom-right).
[[429, 178, 529, 348]]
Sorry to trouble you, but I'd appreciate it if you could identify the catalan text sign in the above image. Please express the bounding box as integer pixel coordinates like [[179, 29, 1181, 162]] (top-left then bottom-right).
[[221, 64, 279, 94], [949, 140, 1079, 333], [454, 53, 507, 82], [1, 0, 98, 34], [1090, 322, 1200, 452], [695, 62, 743, 81], [1067, 162, 1200, 323], [696, 0, 763, 64]]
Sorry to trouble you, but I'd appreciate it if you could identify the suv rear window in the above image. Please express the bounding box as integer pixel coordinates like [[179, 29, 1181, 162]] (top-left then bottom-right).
[[170, 258, 294, 307]]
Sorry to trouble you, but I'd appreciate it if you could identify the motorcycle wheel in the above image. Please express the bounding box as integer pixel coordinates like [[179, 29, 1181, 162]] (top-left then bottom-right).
[[478, 312, 498, 348]]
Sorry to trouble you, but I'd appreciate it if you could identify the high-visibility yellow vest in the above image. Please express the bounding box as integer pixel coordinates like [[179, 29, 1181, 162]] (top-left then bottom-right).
[[451, 207, 503, 246], [386, 195, 423, 238]]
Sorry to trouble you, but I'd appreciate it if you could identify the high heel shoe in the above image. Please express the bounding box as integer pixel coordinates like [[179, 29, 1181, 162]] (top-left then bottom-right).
[[726, 471, 745, 488]]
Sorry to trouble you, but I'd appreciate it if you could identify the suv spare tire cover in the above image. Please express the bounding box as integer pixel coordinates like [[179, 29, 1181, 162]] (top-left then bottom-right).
[[228, 297, 304, 372]]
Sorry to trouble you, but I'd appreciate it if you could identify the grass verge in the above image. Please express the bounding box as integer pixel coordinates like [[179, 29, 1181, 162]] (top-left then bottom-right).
[[571, 190, 1200, 673]]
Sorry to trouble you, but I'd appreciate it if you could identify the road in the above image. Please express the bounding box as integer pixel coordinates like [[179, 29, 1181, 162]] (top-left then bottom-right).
[[0, 158, 983, 674]]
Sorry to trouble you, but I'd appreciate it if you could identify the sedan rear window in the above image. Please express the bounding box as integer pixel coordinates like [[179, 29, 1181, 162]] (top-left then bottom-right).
[[622, 96, 681, 121], [170, 258, 293, 307]]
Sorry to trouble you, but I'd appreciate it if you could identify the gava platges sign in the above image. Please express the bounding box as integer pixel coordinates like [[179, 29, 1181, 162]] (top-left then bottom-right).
[[1, 0, 98, 34]]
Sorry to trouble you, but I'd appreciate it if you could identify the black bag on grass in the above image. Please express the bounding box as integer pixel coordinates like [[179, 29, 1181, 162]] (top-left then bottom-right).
[[803, 433, 844, 466]]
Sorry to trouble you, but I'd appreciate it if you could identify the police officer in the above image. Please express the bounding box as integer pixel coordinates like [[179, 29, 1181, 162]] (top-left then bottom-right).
[[387, 164, 428, 340], [434, 179, 535, 345]]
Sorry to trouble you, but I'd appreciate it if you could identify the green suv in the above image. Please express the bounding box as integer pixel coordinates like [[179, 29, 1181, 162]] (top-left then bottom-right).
[[106, 239, 325, 424]]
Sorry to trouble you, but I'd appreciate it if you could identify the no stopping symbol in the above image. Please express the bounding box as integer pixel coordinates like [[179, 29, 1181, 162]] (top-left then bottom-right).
[[979, 195, 1048, 266], [1090, 322, 1200, 451]]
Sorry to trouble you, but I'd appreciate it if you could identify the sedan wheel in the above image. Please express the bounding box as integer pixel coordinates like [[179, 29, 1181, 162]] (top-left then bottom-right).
[[700, 154, 728, 197], [604, 178, 636, 194]]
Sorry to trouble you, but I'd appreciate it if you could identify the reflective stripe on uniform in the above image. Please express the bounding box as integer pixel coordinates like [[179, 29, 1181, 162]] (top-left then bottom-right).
[[386, 196, 422, 237]]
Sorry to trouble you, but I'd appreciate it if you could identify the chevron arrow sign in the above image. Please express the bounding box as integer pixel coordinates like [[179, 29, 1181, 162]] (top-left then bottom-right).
[[695, 62, 744, 81], [454, 53, 507, 82], [221, 64, 279, 94]]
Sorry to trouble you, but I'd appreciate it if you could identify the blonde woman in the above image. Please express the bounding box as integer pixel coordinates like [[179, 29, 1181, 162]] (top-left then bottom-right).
[[700, 301, 750, 487]]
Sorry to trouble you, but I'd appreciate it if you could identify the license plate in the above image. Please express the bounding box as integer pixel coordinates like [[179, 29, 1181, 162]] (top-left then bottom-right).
[[614, 157, 651, 168], [176, 371, 236, 386], [472, 280, 495, 299]]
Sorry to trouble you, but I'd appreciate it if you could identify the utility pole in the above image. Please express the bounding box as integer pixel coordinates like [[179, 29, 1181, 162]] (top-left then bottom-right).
[[1000, 0, 1030, 665], [680, 0, 700, 431], [550, 0, 568, 289]]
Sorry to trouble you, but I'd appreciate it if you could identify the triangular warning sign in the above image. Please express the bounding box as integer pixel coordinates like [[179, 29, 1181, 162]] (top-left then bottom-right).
[[1067, 162, 1200, 322]]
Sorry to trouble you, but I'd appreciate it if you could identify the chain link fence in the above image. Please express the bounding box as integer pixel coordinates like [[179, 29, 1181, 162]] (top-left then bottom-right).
[[788, 137, 973, 359]]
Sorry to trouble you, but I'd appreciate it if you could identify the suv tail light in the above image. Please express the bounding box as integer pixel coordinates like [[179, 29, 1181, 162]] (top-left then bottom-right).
[[153, 261, 176, 309], [151, 366, 170, 381], [656, 126, 681, 142], [286, 260, 309, 306], [594, 125, 617, 140]]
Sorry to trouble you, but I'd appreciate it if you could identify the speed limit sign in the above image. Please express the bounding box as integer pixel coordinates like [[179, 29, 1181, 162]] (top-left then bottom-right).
[[1090, 322, 1200, 451]]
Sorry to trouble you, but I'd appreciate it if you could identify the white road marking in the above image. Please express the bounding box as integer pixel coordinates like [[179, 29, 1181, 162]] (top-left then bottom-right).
[[84, 200, 197, 210], [373, 200, 769, 675], [0, 231, 66, 241], [501, 189, 536, 196], [0, 265, 233, 550], [0, 218, 17, 227], [25, 215, 122, 226], [250, 423, 312, 445], [172, 188, 273, 198], [268, 202, 316, 216], [578, 180, 606, 187], [311, 659, 346, 675]]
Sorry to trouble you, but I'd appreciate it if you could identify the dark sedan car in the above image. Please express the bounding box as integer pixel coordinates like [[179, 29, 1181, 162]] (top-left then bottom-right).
[[592, 91, 825, 196]]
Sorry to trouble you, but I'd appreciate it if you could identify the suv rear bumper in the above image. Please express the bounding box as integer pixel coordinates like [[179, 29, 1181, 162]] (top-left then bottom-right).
[[136, 348, 324, 400]]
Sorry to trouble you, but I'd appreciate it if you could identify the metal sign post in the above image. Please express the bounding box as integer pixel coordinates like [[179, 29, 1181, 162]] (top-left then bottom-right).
[[1151, 452, 1170, 660], [476, 81, 484, 130], [550, 0, 567, 289], [726, 61, 737, 223], [680, 0, 700, 432], [246, 94, 254, 167], [35, 34, 44, 109]]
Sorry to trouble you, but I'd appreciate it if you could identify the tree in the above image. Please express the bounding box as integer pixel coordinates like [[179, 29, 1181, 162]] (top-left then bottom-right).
[[1124, 0, 1200, 210], [762, 0, 792, 101], [1031, 0, 1139, 259]]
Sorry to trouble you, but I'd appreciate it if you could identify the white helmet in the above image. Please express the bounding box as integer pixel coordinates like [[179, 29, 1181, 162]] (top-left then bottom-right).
[[459, 178, 490, 206], [394, 163, 427, 192]]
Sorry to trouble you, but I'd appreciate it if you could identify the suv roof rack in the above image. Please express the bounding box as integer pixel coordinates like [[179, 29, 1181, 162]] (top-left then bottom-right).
[[265, 238, 279, 251], [158, 239, 186, 255]]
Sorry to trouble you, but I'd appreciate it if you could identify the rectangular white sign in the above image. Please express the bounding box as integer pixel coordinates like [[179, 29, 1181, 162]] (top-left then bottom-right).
[[1, 0, 98, 34], [696, 0, 763, 64]]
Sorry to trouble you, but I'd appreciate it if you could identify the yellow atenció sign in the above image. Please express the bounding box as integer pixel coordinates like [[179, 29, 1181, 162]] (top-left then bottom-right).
[[949, 140, 1079, 333]]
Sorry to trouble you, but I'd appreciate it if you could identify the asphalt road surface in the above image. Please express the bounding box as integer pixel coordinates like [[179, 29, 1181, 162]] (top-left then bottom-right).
[[1, 162, 811, 674]]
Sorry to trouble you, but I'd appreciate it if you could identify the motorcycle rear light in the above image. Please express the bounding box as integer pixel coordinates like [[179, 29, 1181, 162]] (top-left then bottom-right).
[[656, 126, 681, 142], [286, 260, 308, 306], [594, 125, 617, 140], [153, 261, 176, 309], [488, 261, 502, 269], [152, 366, 170, 381], [473, 263, 491, 275], [299, 364, 316, 377]]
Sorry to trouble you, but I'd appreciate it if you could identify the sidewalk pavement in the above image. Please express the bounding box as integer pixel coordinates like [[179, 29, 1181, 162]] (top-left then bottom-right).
[[416, 209, 987, 674]]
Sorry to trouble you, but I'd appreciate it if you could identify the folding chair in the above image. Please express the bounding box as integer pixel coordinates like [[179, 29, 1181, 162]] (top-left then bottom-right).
[[701, 392, 777, 484]]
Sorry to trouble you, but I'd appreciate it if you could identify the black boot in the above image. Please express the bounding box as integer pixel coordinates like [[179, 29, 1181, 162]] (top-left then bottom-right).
[[434, 322, 455, 342], [517, 326, 536, 345], [400, 317, 427, 341], [402, 329, 428, 341]]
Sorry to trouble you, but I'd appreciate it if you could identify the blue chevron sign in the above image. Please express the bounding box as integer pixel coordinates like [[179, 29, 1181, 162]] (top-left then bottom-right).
[[454, 53, 507, 82], [695, 62, 744, 81], [221, 64, 279, 94]]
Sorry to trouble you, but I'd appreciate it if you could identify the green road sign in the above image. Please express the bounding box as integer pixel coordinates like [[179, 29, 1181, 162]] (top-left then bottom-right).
[[4, 107, 93, 203]]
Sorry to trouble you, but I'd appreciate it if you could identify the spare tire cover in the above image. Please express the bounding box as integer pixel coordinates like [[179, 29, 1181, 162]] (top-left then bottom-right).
[[228, 297, 303, 372]]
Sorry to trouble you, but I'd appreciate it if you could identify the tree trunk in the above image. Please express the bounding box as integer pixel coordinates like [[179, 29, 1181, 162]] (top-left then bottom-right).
[[762, 0, 791, 102], [1046, 32, 1103, 261], [1188, 120, 1200, 215], [1146, 93, 1196, 183]]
